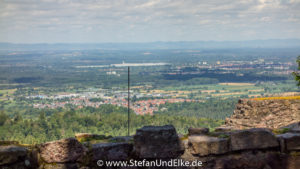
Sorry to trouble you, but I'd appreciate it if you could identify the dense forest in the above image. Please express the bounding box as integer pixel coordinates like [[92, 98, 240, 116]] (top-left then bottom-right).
[[156, 99, 237, 119], [0, 105, 223, 144]]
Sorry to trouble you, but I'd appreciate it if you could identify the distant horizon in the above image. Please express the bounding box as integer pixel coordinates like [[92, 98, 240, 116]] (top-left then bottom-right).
[[1, 38, 300, 45]]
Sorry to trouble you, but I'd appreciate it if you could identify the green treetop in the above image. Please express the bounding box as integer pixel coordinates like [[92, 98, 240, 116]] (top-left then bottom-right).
[[293, 56, 300, 86]]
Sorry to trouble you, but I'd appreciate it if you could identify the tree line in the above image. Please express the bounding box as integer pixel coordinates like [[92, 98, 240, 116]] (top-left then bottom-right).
[[0, 105, 223, 144]]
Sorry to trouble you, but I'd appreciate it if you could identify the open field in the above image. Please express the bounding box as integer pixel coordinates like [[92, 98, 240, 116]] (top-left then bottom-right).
[[0, 89, 16, 94], [0, 89, 16, 100], [252, 95, 300, 100], [218, 83, 255, 86], [160, 80, 299, 99], [212, 92, 246, 97]]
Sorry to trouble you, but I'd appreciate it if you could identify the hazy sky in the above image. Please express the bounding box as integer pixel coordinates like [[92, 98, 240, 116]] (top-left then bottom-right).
[[0, 0, 299, 43]]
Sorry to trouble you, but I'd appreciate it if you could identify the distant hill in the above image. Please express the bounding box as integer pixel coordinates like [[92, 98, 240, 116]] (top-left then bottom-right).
[[1, 39, 300, 50]]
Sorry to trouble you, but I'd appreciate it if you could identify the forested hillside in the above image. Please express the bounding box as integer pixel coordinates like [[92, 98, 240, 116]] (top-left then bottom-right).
[[0, 104, 224, 144], [157, 99, 237, 119]]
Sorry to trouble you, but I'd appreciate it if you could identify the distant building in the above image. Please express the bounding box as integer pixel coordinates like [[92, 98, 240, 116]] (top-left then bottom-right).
[[106, 71, 117, 75]]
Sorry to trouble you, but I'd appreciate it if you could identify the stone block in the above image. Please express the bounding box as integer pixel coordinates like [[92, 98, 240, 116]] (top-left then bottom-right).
[[39, 138, 87, 163], [188, 136, 229, 156], [0, 145, 27, 165], [277, 133, 300, 152], [133, 125, 183, 159], [230, 128, 279, 151], [188, 127, 209, 135], [92, 142, 133, 161]]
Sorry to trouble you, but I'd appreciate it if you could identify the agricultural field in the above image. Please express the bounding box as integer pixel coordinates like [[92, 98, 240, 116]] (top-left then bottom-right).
[[0, 48, 299, 143], [0, 89, 16, 100], [161, 80, 299, 99]]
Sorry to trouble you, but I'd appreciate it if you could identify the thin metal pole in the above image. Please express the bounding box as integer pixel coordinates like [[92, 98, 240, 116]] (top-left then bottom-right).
[[127, 66, 130, 136]]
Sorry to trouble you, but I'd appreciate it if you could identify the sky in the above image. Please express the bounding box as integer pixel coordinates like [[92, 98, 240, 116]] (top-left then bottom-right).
[[0, 0, 300, 43]]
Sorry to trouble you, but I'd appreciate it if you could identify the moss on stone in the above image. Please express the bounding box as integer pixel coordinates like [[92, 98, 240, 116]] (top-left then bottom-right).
[[179, 134, 188, 141], [272, 128, 290, 135], [290, 151, 300, 156], [77, 135, 112, 143], [0, 140, 19, 146]]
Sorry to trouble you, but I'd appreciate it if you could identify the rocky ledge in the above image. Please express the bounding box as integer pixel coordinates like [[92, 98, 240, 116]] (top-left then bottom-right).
[[225, 98, 300, 129], [0, 124, 300, 169]]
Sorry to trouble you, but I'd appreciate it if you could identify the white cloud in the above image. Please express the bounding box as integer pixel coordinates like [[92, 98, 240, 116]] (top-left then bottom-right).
[[260, 16, 271, 22], [0, 0, 299, 43]]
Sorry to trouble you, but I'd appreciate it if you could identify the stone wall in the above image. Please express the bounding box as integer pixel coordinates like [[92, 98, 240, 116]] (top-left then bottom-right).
[[1, 125, 300, 169], [225, 99, 300, 129]]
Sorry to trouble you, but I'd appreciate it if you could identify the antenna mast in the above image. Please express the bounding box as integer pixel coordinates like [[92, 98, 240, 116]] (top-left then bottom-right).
[[127, 66, 130, 136]]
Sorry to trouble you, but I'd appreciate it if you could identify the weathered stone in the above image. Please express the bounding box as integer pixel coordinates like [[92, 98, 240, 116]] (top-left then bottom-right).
[[230, 128, 279, 151], [109, 136, 133, 143], [277, 134, 286, 153], [43, 163, 79, 169], [225, 99, 300, 129], [0, 150, 38, 169], [92, 142, 133, 161], [0, 145, 27, 165], [291, 128, 300, 133], [188, 135, 229, 156], [75, 133, 109, 142], [282, 122, 300, 133], [133, 125, 183, 159], [214, 151, 285, 169], [277, 133, 300, 151], [0, 161, 32, 169], [214, 126, 234, 132], [188, 127, 209, 135], [178, 134, 188, 150], [0, 141, 19, 146], [39, 138, 87, 163], [284, 155, 300, 169]]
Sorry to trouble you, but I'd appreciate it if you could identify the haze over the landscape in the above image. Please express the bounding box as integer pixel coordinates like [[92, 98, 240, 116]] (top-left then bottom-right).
[[1, 2, 300, 168], [0, 0, 300, 43]]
